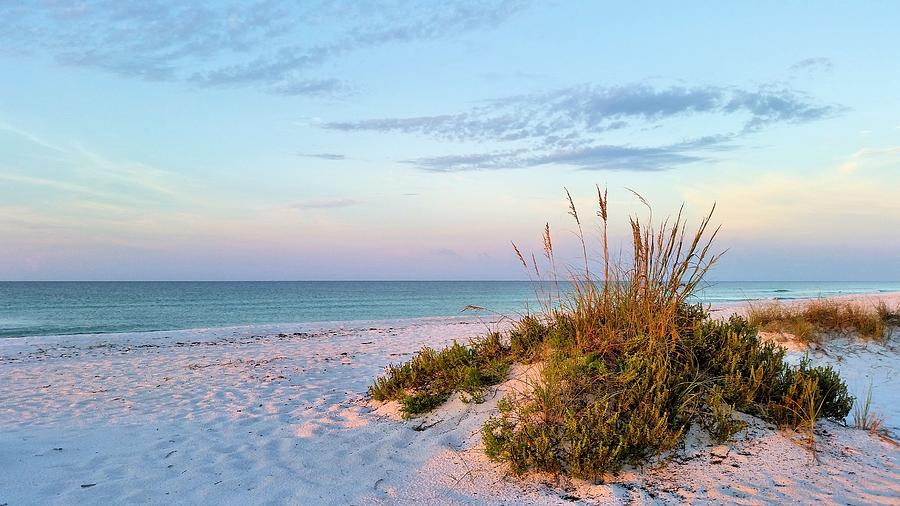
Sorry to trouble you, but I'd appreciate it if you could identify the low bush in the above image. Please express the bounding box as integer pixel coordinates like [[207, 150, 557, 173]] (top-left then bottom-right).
[[480, 312, 853, 479], [368, 332, 510, 417]]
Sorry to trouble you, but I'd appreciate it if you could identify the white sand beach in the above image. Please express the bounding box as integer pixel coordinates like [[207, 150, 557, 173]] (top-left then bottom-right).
[[2, 294, 899, 505]]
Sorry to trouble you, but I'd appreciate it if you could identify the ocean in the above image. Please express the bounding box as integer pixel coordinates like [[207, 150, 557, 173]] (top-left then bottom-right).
[[1, 281, 899, 338]]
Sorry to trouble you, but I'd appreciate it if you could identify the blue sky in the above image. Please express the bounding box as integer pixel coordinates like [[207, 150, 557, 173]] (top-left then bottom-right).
[[1, 1, 899, 280]]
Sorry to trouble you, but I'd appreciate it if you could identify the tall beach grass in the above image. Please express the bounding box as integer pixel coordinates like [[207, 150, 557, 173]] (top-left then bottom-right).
[[370, 187, 855, 479]]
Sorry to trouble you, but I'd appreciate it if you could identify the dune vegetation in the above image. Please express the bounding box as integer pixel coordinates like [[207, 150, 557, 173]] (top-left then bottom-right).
[[369, 187, 854, 480], [747, 298, 899, 344]]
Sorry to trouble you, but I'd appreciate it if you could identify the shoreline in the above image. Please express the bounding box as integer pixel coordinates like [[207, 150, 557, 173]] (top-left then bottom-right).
[[0, 314, 498, 350], [4, 289, 900, 344]]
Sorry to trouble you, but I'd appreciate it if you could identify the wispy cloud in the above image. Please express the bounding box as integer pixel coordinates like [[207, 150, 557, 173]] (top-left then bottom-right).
[[408, 138, 725, 172], [326, 84, 837, 142], [0, 172, 102, 196], [0, 122, 67, 154], [1, 1, 530, 96], [326, 83, 838, 171], [292, 198, 359, 209], [684, 165, 900, 243], [789, 57, 834, 74], [298, 152, 346, 161], [0, 122, 186, 206], [74, 145, 178, 197], [268, 79, 350, 97], [838, 146, 900, 174]]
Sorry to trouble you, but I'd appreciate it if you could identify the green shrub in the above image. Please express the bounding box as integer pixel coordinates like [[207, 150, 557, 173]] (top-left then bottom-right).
[[368, 332, 514, 418], [481, 312, 854, 477], [399, 391, 451, 416], [767, 357, 853, 427], [686, 316, 788, 414]]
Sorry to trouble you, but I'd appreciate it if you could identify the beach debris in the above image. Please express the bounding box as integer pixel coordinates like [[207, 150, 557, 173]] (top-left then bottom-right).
[[413, 419, 441, 431]]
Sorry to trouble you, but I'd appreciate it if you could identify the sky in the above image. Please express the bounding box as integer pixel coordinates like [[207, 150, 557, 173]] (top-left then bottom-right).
[[1, 1, 899, 281]]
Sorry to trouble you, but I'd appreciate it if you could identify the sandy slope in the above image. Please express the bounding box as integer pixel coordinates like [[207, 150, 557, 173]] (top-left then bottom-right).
[[1, 295, 899, 505]]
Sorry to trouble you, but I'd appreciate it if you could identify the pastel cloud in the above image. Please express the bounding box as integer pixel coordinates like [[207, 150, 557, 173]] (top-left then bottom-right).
[[407, 142, 710, 172], [683, 152, 900, 243], [1, 1, 530, 95], [838, 146, 900, 174], [325, 84, 836, 140], [325, 84, 837, 172]]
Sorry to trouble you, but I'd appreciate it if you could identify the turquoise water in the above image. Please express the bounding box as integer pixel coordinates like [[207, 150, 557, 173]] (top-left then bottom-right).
[[1, 281, 899, 338]]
